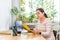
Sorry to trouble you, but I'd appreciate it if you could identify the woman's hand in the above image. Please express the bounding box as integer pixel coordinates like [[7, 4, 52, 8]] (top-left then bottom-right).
[[32, 28, 39, 34], [28, 30, 32, 33]]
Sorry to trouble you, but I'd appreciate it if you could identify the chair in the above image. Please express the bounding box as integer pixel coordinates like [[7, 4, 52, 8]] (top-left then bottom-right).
[[53, 30, 57, 40]]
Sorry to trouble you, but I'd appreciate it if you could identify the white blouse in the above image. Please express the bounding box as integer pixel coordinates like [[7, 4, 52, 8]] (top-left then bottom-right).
[[34, 18, 55, 40]]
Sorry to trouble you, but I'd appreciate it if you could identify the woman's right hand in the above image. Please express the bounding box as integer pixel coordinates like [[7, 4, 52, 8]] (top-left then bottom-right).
[[32, 28, 39, 34]]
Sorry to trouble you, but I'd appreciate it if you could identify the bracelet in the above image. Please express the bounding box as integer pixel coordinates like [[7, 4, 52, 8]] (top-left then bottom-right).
[[39, 32, 41, 34]]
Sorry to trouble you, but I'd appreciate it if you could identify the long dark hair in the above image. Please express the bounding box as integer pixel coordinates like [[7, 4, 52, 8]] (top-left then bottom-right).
[[36, 8, 48, 18]]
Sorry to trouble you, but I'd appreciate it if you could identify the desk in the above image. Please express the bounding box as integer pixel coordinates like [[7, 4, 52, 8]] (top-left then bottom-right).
[[0, 30, 46, 40], [20, 33, 46, 40]]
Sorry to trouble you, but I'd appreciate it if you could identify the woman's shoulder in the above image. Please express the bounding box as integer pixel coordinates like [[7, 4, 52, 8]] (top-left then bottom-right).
[[46, 18, 52, 23], [37, 18, 52, 24]]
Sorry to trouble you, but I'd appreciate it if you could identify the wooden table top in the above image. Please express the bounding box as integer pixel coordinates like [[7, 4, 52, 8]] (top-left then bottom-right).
[[0, 30, 46, 40]]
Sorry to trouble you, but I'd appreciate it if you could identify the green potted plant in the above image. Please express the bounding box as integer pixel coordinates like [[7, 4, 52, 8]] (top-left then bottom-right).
[[11, 7, 23, 35], [11, 7, 19, 26], [11, 6, 23, 26]]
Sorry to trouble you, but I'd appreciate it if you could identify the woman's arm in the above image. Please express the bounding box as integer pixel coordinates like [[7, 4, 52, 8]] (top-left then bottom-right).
[[41, 21, 52, 37]]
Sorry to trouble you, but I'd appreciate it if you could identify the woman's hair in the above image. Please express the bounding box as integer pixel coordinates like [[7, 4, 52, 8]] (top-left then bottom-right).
[[36, 8, 48, 18]]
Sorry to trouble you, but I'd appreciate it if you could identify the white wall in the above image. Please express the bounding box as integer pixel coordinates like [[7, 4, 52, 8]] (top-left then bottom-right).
[[0, 0, 12, 32]]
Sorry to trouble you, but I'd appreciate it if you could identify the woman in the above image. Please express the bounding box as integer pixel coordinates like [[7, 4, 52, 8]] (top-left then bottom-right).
[[32, 8, 55, 40]]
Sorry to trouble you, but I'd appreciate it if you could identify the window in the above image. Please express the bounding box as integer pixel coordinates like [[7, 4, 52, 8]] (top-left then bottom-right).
[[18, 0, 59, 23]]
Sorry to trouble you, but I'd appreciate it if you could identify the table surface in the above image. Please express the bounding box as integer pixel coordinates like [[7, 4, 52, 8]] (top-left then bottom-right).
[[0, 30, 46, 40]]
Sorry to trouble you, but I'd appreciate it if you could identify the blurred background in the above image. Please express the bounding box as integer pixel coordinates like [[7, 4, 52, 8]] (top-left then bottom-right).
[[0, 0, 60, 40], [0, 0, 60, 31]]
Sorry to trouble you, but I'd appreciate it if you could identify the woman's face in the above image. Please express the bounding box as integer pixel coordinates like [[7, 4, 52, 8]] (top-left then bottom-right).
[[36, 10, 44, 19]]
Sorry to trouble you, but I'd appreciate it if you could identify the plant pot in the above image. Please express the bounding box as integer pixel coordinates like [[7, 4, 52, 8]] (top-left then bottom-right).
[[15, 21, 23, 33]]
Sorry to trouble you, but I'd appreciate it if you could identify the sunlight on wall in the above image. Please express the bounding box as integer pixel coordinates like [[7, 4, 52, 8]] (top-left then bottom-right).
[[0, 0, 11, 32]]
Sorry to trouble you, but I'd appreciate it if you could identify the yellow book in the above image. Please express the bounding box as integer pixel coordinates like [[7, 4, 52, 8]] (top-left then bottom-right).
[[23, 24, 31, 31]]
